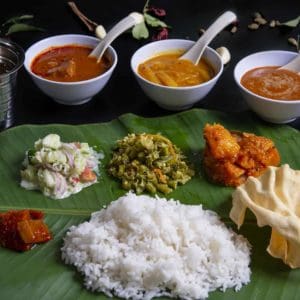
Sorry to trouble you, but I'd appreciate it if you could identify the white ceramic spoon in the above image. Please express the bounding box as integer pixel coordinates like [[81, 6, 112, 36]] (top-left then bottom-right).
[[279, 54, 300, 73], [89, 12, 144, 62], [180, 11, 237, 64]]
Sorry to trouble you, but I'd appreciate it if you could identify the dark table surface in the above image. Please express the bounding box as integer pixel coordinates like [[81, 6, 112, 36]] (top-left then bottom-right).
[[3, 0, 300, 129]]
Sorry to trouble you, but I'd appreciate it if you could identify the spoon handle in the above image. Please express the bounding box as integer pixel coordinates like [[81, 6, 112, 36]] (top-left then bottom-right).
[[180, 11, 237, 65], [89, 12, 143, 62], [279, 54, 300, 74]]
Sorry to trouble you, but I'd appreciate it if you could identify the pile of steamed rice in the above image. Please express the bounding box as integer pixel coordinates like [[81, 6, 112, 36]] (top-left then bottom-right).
[[61, 192, 251, 299]]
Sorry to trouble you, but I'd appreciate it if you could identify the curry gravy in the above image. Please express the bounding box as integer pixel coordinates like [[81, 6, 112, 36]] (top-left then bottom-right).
[[138, 51, 215, 87], [31, 45, 111, 82], [241, 66, 300, 100]]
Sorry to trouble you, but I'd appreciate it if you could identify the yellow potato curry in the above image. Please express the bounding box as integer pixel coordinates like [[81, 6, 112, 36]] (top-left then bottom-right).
[[138, 51, 215, 87]]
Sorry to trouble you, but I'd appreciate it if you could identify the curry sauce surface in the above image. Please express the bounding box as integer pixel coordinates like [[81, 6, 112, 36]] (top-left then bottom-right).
[[31, 45, 111, 82], [138, 52, 215, 87]]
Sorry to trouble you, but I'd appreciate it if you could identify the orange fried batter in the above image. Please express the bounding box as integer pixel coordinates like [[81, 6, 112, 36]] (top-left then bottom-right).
[[203, 123, 280, 187]]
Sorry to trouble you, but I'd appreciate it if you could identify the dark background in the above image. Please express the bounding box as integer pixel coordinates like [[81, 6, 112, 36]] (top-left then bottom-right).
[[2, 0, 300, 128]]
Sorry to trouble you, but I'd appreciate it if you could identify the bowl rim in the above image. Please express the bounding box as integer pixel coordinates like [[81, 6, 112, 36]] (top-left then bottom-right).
[[24, 34, 118, 86], [130, 39, 223, 91], [233, 50, 300, 104]]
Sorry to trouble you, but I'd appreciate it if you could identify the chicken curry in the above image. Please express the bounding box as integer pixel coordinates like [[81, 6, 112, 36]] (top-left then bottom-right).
[[31, 44, 112, 82]]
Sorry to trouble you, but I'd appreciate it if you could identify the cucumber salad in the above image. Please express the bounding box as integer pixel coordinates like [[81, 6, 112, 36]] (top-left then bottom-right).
[[20, 134, 104, 199]]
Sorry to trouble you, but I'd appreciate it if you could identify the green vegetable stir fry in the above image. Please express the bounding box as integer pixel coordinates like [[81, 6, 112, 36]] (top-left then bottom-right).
[[108, 133, 194, 194]]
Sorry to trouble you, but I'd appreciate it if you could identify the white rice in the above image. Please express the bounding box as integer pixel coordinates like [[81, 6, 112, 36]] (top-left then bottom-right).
[[61, 192, 251, 299]]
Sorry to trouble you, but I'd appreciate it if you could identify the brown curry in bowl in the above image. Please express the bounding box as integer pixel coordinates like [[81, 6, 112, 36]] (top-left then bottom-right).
[[31, 44, 112, 82]]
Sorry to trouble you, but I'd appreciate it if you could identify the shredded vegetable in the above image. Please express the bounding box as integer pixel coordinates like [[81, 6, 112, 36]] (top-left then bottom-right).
[[107, 133, 194, 194]]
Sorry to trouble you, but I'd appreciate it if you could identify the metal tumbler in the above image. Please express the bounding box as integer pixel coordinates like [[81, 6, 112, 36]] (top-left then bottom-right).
[[0, 38, 24, 129]]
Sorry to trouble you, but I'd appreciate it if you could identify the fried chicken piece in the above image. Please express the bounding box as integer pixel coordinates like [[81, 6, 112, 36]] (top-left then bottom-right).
[[203, 123, 240, 160], [203, 123, 280, 187]]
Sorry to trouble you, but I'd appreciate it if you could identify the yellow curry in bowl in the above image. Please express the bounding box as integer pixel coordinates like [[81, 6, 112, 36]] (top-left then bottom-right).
[[138, 50, 215, 87]]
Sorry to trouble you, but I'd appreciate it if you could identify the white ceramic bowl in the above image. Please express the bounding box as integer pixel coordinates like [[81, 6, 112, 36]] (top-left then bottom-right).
[[130, 39, 223, 111], [24, 34, 118, 105], [234, 50, 300, 124]]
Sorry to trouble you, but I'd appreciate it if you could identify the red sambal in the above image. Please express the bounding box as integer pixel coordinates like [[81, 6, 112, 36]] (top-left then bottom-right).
[[0, 209, 52, 251]]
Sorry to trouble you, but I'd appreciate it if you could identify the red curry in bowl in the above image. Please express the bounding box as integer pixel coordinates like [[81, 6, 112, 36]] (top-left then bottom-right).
[[31, 44, 112, 82], [241, 66, 300, 101]]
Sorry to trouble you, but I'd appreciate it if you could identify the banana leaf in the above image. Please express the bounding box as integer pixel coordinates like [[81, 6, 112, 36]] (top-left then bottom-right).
[[0, 108, 300, 300]]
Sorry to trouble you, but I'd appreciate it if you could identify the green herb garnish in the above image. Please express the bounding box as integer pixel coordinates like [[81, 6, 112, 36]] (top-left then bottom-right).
[[132, 22, 149, 39], [131, 0, 171, 40], [1, 14, 44, 36], [279, 15, 300, 28]]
